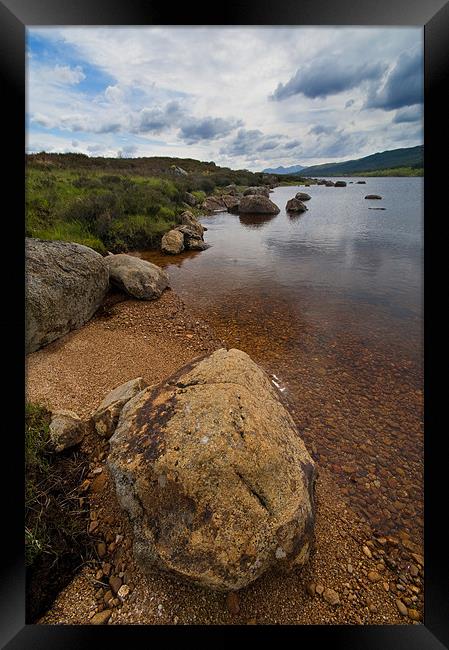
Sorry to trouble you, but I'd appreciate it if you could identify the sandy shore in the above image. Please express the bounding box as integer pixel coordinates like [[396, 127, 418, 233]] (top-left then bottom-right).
[[26, 289, 422, 625]]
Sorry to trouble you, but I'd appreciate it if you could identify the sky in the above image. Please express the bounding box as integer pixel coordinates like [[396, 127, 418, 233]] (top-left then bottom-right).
[[26, 27, 424, 171]]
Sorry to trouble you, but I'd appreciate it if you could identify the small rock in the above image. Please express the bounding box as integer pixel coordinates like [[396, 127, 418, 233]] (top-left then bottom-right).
[[49, 410, 85, 452], [227, 592, 240, 615], [323, 588, 340, 606], [117, 584, 130, 600], [102, 562, 111, 576], [97, 542, 107, 558], [306, 582, 316, 597], [395, 599, 408, 616], [409, 564, 419, 577], [368, 603, 378, 614], [362, 545, 372, 558], [368, 571, 382, 582], [408, 608, 421, 621], [90, 609, 112, 625], [103, 590, 113, 605], [383, 582, 390, 592], [109, 575, 122, 595], [347, 564, 353, 574], [315, 584, 324, 595], [88, 520, 99, 534]]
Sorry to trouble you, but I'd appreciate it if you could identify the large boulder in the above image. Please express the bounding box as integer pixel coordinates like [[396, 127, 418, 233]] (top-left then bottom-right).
[[26, 238, 109, 353], [286, 198, 308, 213], [183, 192, 197, 207], [238, 195, 280, 215], [105, 254, 169, 300], [108, 348, 316, 592], [92, 377, 148, 439], [295, 192, 311, 201], [243, 186, 270, 198], [175, 225, 208, 251], [161, 229, 184, 255]]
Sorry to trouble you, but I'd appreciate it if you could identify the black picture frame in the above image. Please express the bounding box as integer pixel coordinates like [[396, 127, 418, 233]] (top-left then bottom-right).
[[1, 0, 447, 647]]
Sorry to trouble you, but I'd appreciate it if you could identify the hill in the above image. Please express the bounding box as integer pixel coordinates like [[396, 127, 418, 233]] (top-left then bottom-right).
[[299, 145, 423, 177], [262, 164, 305, 175]]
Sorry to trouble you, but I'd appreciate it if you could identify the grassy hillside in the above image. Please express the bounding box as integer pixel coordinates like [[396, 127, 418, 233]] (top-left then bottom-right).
[[26, 153, 273, 253], [300, 146, 423, 177]]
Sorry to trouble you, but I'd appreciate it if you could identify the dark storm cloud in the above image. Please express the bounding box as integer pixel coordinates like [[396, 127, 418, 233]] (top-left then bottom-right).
[[272, 59, 386, 101], [365, 46, 423, 111], [179, 116, 243, 144]]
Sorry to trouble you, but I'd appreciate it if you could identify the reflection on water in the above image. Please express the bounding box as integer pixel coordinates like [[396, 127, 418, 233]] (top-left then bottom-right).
[[135, 177, 423, 547], [238, 213, 278, 229]]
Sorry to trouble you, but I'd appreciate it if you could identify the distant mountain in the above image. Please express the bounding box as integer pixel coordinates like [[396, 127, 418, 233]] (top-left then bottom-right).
[[299, 145, 423, 177], [262, 164, 305, 175]]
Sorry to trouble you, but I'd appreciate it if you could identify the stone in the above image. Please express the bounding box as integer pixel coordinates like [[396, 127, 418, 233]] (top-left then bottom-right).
[[286, 198, 308, 213], [362, 545, 372, 558], [90, 609, 112, 625], [103, 590, 113, 605], [161, 229, 184, 254], [26, 238, 109, 353], [105, 254, 169, 300], [408, 608, 421, 621], [238, 195, 280, 215], [92, 377, 148, 439], [365, 195, 382, 200], [356, 181, 366, 184], [109, 575, 122, 594], [175, 225, 207, 251], [108, 348, 316, 591], [117, 584, 130, 600], [179, 211, 204, 238], [315, 584, 324, 595], [183, 192, 197, 207], [227, 592, 240, 614], [334, 181, 347, 187], [49, 410, 85, 452], [243, 186, 270, 198], [395, 599, 408, 616], [368, 571, 382, 582], [295, 192, 311, 201], [97, 542, 107, 558], [306, 582, 316, 597], [323, 588, 340, 606]]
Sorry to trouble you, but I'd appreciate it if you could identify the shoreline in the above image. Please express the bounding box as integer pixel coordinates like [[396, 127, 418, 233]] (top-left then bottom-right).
[[26, 288, 422, 625]]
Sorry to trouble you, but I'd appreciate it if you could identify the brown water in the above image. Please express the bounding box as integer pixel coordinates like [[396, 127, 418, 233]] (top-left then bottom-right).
[[135, 178, 423, 548]]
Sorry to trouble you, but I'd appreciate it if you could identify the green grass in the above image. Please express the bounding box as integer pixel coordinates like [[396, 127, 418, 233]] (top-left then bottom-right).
[[352, 167, 423, 177]]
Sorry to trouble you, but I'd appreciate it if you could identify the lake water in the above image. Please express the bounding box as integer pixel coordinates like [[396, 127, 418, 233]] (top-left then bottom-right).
[[136, 177, 424, 546]]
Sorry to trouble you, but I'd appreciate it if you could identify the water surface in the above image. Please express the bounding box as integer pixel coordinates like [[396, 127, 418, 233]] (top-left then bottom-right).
[[137, 177, 423, 546]]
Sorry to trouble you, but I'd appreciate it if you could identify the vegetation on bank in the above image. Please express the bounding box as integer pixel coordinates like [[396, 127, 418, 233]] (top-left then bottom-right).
[[25, 402, 92, 622], [26, 153, 275, 252], [351, 166, 423, 177]]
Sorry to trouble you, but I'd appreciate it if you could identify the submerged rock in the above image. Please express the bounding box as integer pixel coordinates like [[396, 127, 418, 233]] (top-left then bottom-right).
[[26, 238, 109, 353], [286, 198, 308, 213], [106, 254, 169, 300], [92, 377, 148, 439], [161, 229, 184, 254], [365, 194, 382, 200], [108, 348, 316, 591], [238, 195, 280, 215], [334, 181, 347, 187]]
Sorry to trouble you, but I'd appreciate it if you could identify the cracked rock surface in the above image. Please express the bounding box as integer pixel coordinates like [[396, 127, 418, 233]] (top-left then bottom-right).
[[107, 348, 316, 591]]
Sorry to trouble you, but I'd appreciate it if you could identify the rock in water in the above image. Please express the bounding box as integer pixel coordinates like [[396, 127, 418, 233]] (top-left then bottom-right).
[[179, 211, 204, 238], [286, 198, 308, 213], [365, 194, 382, 200], [92, 377, 148, 438], [108, 348, 316, 591], [49, 410, 85, 452], [238, 196, 280, 215], [26, 238, 109, 353], [334, 181, 347, 187], [161, 229, 184, 255], [295, 192, 311, 201], [105, 254, 169, 300]]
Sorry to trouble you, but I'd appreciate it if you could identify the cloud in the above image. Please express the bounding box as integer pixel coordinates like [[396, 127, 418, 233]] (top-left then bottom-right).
[[132, 101, 185, 134], [52, 64, 85, 85], [365, 46, 423, 110], [272, 59, 386, 100], [392, 105, 423, 124], [118, 144, 138, 157], [179, 116, 243, 144], [345, 99, 355, 108]]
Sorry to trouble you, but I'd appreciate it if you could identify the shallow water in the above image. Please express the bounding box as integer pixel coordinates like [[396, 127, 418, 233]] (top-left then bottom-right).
[[136, 177, 423, 546]]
